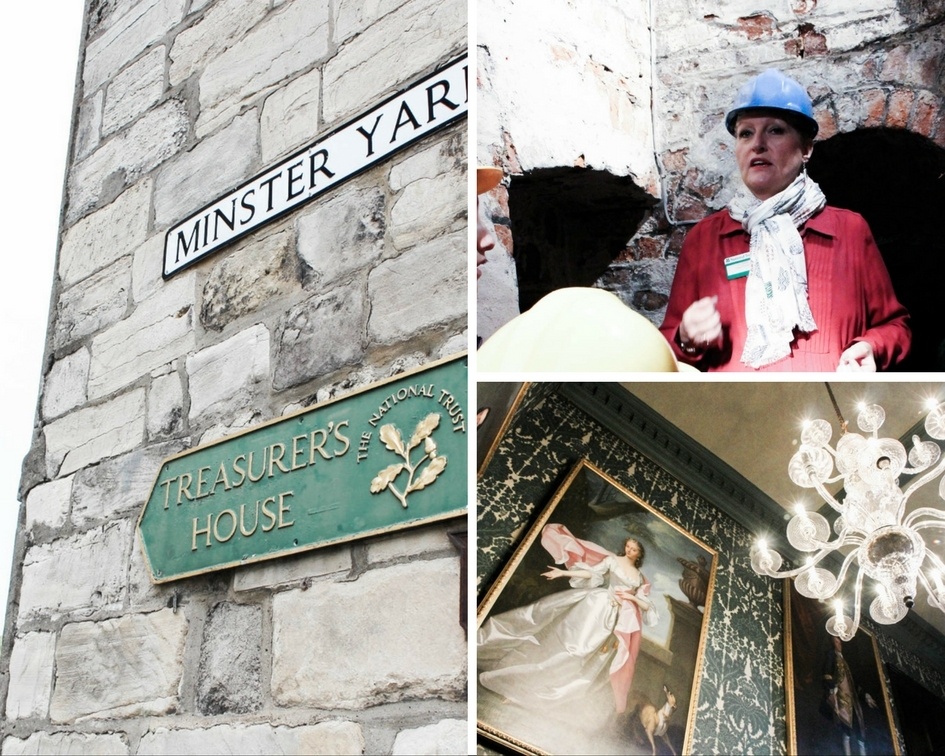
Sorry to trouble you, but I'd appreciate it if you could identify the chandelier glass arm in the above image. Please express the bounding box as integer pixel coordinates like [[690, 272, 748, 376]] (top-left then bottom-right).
[[761, 536, 858, 588], [808, 477, 846, 513], [898, 453, 945, 520], [904, 507, 945, 530], [917, 559, 945, 612]]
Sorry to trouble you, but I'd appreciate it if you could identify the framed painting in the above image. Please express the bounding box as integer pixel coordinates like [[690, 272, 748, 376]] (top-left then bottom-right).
[[477, 459, 717, 755], [785, 580, 899, 756]]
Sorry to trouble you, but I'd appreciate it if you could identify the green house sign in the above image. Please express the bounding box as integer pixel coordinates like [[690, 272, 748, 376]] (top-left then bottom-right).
[[138, 354, 467, 583]]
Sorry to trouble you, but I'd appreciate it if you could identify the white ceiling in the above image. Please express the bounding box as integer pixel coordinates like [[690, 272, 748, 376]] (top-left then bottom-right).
[[622, 380, 945, 636]]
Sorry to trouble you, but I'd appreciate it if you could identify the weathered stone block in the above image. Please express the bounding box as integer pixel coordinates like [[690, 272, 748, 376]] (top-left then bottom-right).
[[87, 274, 196, 400], [59, 179, 150, 287], [76, 91, 103, 161], [272, 288, 366, 390], [43, 349, 92, 421], [367, 229, 465, 345], [200, 229, 300, 331], [296, 184, 385, 287], [54, 258, 131, 351], [18, 520, 132, 624], [50, 608, 188, 722], [131, 233, 169, 304], [334, 0, 408, 44], [44, 389, 146, 477], [388, 159, 464, 250], [365, 521, 456, 565], [84, 0, 185, 92], [261, 67, 322, 162], [271, 558, 465, 708], [392, 719, 467, 755], [187, 323, 270, 424], [72, 440, 185, 527], [153, 111, 258, 229], [25, 475, 74, 533], [103, 46, 165, 135], [196, 0, 331, 137], [169, 0, 270, 86], [67, 100, 189, 225], [322, 0, 466, 123], [196, 602, 262, 714], [147, 371, 184, 440], [388, 131, 463, 192], [2, 732, 129, 756], [138, 722, 364, 755], [5, 632, 56, 720], [233, 544, 352, 592]]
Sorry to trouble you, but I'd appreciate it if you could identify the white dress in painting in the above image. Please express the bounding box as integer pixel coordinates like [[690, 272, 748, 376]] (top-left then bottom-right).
[[478, 523, 659, 714]]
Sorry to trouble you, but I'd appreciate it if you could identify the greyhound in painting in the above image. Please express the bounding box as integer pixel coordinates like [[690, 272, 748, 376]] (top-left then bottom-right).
[[639, 685, 677, 755]]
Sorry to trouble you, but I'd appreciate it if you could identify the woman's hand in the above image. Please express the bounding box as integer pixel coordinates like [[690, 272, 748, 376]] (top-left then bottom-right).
[[679, 296, 722, 349], [541, 566, 569, 580], [836, 341, 876, 371], [616, 588, 650, 610]]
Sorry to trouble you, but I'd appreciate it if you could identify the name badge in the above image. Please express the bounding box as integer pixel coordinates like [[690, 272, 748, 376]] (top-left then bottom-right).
[[724, 252, 750, 280]]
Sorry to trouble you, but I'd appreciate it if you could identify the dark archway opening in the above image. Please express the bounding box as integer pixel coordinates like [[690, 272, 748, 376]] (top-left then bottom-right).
[[808, 128, 945, 372], [508, 167, 655, 313]]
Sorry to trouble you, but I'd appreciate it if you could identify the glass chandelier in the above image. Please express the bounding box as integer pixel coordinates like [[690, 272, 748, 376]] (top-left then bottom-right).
[[750, 389, 945, 640]]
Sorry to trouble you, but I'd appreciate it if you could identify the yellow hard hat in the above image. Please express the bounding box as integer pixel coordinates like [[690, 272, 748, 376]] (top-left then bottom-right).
[[478, 287, 688, 372]]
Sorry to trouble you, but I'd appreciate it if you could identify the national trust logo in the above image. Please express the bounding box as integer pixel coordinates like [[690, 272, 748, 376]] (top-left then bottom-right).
[[370, 413, 448, 509]]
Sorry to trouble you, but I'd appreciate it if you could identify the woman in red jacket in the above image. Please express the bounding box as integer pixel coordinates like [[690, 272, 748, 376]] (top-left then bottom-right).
[[659, 70, 911, 372]]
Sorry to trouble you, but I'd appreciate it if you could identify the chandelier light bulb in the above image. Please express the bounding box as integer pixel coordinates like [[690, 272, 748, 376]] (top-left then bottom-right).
[[750, 395, 945, 639]]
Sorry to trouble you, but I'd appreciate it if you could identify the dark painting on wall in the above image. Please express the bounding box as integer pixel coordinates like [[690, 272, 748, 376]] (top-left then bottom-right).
[[477, 459, 717, 755], [887, 664, 945, 755], [785, 581, 899, 755]]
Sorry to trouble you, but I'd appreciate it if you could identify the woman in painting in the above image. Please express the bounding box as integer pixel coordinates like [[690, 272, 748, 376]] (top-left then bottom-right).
[[478, 523, 659, 714]]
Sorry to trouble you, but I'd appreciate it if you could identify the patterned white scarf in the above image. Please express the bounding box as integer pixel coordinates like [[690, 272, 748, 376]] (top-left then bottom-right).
[[728, 173, 827, 368]]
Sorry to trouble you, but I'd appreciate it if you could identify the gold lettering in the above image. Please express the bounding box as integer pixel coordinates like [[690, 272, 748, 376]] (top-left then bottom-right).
[[196, 466, 213, 499], [261, 497, 278, 532], [309, 428, 332, 463], [231, 454, 247, 487], [160, 477, 175, 510], [247, 450, 266, 483], [192, 514, 212, 550], [333, 421, 351, 457], [277, 491, 295, 529], [239, 501, 259, 537], [210, 462, 231, 495], [177, 473, 195, 504], [268, 442, 290, 477], [291, 434, 308, 470], [213, 509, 238, 543]]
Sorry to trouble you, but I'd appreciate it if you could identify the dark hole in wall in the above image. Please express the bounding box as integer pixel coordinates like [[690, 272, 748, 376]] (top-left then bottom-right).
[[508, 167, 656, 313], [807, 127, 945, 371]]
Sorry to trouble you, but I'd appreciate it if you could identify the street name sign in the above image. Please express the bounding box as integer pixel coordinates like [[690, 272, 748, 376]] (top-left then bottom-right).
[[164, 54, 468, 278], [137, 355, 467, 583]]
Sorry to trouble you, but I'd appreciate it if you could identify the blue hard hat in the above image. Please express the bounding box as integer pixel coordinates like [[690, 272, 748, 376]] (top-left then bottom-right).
[[725, 69, 818, 137]]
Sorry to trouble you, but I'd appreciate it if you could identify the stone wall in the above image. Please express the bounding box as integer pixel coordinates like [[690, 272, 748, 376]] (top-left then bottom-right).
[[2, 0, 468, 753], [476, 0, 945, 337]]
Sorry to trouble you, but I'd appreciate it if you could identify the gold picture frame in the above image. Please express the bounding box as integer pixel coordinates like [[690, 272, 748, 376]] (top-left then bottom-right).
[[477, 459, 718, 755], [784, 580, 900, 756]]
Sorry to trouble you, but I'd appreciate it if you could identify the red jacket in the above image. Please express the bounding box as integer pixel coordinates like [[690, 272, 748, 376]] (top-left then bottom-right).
[[659, 206, 911, 371]]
